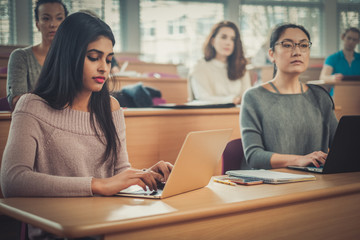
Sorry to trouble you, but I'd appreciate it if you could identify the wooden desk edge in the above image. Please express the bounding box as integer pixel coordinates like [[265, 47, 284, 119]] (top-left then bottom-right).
[[0, 108, 240, 119], [0, 202, 64, 237], [307, 80, 360, 86], [77, 182, 360, 237], [123, 107, 240, 117], [1, 182, 359, 238], [112, 76, 187, 83], [0, 111, 11, 120]]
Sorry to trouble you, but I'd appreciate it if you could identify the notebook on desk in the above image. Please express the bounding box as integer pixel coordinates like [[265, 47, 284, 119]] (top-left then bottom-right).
[[225, 169, 316, 184], [116, 128, 233, 199], [288, 115, 360, 174]]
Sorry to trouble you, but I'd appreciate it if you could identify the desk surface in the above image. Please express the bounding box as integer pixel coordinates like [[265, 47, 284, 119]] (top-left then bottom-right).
[[307, 79, 360, 86], [123, 107, 239, 116], [308, 80, 360, 118], [1, 170, 360, 239]]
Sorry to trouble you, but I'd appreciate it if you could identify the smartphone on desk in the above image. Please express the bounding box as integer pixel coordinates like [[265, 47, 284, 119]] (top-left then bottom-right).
[[215, 176, 263, 186], [230, 177, 263, 185]]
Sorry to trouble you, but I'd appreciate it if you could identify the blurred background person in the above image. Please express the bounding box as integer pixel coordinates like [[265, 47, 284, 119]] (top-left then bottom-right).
[[188, 21, 251, 104], [320, 27, 360, 82], [6, 0, 68, 110]]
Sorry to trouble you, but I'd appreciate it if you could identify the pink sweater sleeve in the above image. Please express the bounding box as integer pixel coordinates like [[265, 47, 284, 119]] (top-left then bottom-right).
[[1, 113, 93, 197]]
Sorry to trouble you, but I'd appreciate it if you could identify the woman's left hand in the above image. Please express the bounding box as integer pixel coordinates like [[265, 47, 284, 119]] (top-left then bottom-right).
[[233, 96, 241, 105]]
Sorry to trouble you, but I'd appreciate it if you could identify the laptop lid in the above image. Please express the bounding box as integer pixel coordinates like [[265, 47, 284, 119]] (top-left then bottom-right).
[[288, 115, 360, 174], [117, 128, 233, 199], [322, 115, 360, 174]]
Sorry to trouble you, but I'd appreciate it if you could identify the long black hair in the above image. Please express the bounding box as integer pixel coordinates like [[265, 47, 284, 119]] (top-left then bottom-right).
[[269, 23, 311, 77], [33, 12, 119, 162]]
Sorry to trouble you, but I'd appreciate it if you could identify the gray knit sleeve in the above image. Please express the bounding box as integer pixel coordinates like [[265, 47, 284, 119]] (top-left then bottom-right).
[[240, 89, 273, 169], [6, 49, 29, 108]]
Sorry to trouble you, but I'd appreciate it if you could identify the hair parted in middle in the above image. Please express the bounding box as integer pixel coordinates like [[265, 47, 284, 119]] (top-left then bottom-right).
[[269, 22, 311, 77], [203, 20, 247, 81], [34, 0, 69, 21], [33, 12, 119, 162]]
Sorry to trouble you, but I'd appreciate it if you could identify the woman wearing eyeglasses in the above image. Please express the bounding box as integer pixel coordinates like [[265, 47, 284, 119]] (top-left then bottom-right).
[[240, 23, 338, 170]]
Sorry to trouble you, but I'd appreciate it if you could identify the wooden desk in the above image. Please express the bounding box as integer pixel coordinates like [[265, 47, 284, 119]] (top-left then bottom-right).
[[0, 45, 26, 67], [0, 74, 189, 103], [0, 56, 9, 68], [117, 61, 178, 74], [308, 80, 360, 117], [0, 111, 11, 159], [0, 108, 240, 178], [123, 108, 240, 174], [0, 74, 6, 98], [257, 65, 322, 83], [111, 76, 188, 104], [1, 170, 359, 239], [0, 112, 11, 198]]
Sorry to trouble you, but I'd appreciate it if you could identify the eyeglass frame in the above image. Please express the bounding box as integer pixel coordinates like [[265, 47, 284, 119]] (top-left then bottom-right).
[[274, 40, 312, 52]]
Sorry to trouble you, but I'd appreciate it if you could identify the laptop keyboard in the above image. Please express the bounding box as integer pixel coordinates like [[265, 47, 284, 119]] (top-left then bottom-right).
[[307, 166, 324, 172], [157, 181, 165, 190]]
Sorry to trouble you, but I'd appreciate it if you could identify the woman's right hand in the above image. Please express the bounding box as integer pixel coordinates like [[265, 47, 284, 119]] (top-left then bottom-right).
[[294, 151, 327, 168], [91, 168, 163, 196]]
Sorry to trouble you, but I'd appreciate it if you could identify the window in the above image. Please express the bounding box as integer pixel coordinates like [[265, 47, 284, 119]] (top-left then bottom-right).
[[338, 1, 360, 51], [0, 0, 14, 45], [168, 15, 186, 36], [142, 20, 156, 39], [239, 1, 323, 58], [140, 0, 224, 67]]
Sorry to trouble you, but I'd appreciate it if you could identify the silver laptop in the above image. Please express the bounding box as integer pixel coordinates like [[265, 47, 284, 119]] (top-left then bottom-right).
[[116, 128, 233, 199], [288, 115, 360, 174]]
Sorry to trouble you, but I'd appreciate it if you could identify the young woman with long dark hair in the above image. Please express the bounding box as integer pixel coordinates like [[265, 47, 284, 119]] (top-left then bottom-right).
[[2, 11, 172, 197]]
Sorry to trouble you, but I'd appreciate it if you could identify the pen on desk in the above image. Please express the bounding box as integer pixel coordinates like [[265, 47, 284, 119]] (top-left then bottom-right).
[[214, 178, 236, 186]]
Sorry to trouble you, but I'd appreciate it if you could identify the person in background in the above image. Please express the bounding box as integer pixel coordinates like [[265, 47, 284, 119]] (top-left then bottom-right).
[[320, 27, 360, 82], [240, 23, 338, 170], [1, 12, 172, 239], [188, 20, 251, 104], [6, 0, 68, 110]]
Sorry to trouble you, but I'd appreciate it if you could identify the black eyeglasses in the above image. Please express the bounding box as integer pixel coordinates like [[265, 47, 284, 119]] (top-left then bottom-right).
[[275, 40, 312, 52]]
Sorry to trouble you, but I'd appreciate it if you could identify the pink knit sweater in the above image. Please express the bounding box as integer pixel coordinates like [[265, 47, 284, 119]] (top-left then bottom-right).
[[1, 93, 130, 197]]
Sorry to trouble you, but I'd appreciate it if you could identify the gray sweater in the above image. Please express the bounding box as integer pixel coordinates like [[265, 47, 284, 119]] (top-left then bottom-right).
[[240, 84, 338, 169], [6, 46, 42, 108], [1, 93, 130, 198]]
